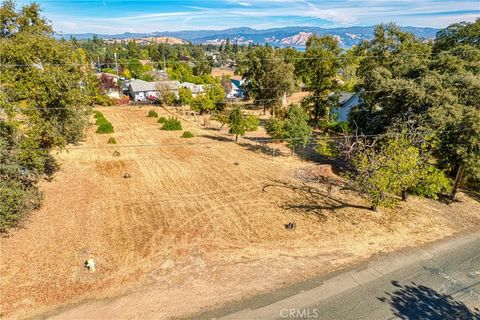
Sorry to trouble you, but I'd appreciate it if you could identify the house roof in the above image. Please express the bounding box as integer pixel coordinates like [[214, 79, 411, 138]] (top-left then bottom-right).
[[339, 92, 355, 105], [181, 82, 204, 93], [129, 80, 180, 92], [231, 79, 243, 89]]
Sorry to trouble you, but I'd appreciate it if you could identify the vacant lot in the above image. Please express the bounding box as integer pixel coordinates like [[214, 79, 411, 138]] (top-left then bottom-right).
[[1, 106, 479, 319]]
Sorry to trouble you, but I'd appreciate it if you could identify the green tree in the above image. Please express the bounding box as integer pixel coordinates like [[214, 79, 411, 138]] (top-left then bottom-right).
[[178, 87, 193, 106], [350, 21, 480, 199], [283, 105, 313, 155], [239, 46, 294, 116], [0, 0, 92, 231], [191, 83, 224, 114], [433, 18, 480, 52], [298, 35, 342, 124], [228, 105, 246, 141], [351, 134, 451, 211]]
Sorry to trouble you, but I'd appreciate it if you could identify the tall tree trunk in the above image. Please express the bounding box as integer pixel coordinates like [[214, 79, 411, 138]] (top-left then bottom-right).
[[450, 164, 465, 200], [401, 190, 408, 201], [235, 134, 238, 142]]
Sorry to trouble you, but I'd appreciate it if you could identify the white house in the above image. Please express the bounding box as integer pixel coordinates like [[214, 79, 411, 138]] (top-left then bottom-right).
[[226, 79, 245, 99], [181, 82, 205, 97], [128, 80, 181, 102], [335, 92, 361, 122]]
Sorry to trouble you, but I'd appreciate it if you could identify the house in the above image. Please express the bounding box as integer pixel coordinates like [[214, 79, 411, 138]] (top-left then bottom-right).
[[335, 92, 361, 122], [181, 82, 205, 97], [128, 79, 181, 101], [226, 79, 245, 99]]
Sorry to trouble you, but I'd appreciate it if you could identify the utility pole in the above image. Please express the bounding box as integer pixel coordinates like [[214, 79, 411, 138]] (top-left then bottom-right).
[[114, 52, 119, 77], [114, 52, 122, 96]]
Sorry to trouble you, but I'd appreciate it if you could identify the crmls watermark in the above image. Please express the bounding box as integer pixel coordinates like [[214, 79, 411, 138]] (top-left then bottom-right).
[[279, 308, 320, 319]]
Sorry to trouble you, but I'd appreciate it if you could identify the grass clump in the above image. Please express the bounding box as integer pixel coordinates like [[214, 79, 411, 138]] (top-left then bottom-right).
[[181, 131, 194, 138], [157, 116, 167, 124], [161, 117, 182, 131], [94, 112, 114, 134], [107, 137, 117, 144], [147, 110, 159, 118]]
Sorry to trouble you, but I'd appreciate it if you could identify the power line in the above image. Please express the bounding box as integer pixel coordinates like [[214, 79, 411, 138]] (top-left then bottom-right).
[[2, 86, 455, 111], [4, 130, 452, 151], [0, 47, 477, 68]]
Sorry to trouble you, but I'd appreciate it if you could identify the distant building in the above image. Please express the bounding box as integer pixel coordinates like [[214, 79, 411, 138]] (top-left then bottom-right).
[[335, 92, 361, 122], [128, 79, 181, 101], [181, 82, 205, 97], [226, 79, 245, 99]]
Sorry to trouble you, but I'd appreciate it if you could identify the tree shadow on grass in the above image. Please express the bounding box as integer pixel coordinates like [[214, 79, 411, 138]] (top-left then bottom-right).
[[378, 281, 480, 320], [262, 179, 370, 221]]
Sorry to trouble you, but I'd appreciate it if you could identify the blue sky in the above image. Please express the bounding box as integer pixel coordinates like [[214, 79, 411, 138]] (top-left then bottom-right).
[[16, 0, 480, 33]]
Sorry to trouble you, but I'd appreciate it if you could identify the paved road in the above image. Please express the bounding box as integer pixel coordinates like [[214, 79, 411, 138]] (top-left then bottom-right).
[[195, 233, 480, 320]]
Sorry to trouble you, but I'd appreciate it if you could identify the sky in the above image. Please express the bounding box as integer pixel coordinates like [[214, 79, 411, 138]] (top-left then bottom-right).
[[15, 0, 480, 34]]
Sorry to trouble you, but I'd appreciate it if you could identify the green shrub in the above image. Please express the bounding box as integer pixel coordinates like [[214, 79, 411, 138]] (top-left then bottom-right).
[[316, 135, 339, 158], [0, 180, 42, 233], [245, 115, 260, 132], [161, 117, 182, 131], [413, 166, 452, 199], [157, 116, 167, 124], [181, 131, 194, 138], [318, 119, 349, 133], [94, 111, 104, 119], [147, 110, 159, 118], [95, 117, 108, 126], [107, 137, 117, 144], [96, 121, 114, 134], [265, 118, 285, 139]]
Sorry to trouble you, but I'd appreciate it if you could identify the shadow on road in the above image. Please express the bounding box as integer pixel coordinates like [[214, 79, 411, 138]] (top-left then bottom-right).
[[378, 281, 480, 320]]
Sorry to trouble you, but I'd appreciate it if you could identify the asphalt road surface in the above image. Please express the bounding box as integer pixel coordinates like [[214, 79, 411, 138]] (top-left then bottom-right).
[[195, 233, 480, 320]]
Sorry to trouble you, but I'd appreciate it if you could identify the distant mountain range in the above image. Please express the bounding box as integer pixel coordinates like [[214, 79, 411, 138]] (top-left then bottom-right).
[[58, 26, 440, 48]]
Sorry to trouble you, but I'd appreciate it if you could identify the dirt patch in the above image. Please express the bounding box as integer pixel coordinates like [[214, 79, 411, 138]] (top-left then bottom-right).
[[1, 106, 479, 319]]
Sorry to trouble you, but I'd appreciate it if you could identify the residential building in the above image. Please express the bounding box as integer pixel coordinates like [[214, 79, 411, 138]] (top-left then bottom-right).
[[335, 92, 361, 122], [128, 79, 181, 101], [226, 79, 245, 99]]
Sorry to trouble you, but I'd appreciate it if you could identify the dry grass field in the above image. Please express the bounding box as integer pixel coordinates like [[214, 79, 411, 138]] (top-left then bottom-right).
[[1, 106, 480, 319]]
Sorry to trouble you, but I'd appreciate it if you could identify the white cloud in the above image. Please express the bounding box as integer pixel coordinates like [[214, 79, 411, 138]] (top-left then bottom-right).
[[48, 0, 480, 33]]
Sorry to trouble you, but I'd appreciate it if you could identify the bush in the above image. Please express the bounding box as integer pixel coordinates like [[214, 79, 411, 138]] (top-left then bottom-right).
[[316, 135, 339, 158], [181, 131, 194, 138], [107, 137, 117, 144], [318, 119, 349, 133], [245, 115, 260, 132], [265, 118, 285, 139], [113, 96, 130, 105], [0, 180, 42, 233], [147, 110, 159, 118], [413, 166, 452, 199], [157, 116, 167, 124], [93, 111, 104, 119], [93, 94, 115, 106], [161, 117, 182, 131], [97, 121, 114, 134]]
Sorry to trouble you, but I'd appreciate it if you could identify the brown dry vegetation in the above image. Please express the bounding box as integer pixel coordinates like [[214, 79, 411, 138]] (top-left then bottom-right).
[[211, 67, 242, 80], [1, 106, 479, 319]]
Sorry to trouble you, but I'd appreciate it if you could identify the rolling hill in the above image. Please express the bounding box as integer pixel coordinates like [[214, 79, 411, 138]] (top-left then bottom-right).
[[58, 26, 439, 48]]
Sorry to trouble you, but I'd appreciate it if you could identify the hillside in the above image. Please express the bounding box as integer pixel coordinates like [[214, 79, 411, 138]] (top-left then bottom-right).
[[103, 36, 188, 45], [1, 106, 479, 319], [57, 25, 439, 48]]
